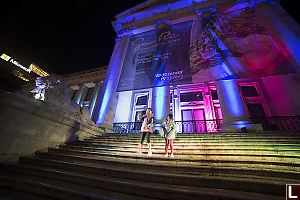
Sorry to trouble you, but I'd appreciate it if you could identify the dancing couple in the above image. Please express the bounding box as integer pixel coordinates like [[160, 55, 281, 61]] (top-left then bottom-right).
[[137, 108, 176, 158]]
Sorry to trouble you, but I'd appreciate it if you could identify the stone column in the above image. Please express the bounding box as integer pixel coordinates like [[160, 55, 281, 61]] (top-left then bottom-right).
[[92, 32, 131, 130], [215, 79, 263, 132], [74, 84, 85, 105], [255, 2, 300, 69], [89, 81, 102, 116]]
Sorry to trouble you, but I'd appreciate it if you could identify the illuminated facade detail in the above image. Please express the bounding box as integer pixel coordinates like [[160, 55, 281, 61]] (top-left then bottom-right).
[[10, 59, 31, 73], [0, 53, 31, 73], [1, 53, 11, 61], [34, 93, 45, 101], [95, 0, 300, 132], [12, 70, 30, 82], [29, 64, 49, 77]]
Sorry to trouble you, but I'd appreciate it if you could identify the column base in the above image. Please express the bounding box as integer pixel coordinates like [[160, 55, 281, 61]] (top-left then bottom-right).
[[97, 121, 114, 133], [221, 121, 263, 133], [96, 109, 115, 133]]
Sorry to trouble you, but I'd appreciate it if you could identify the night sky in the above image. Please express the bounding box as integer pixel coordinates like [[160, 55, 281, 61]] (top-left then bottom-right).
[[0, 1, 297, 76]]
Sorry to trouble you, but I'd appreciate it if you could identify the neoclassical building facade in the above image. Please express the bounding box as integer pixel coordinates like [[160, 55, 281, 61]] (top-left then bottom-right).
[[91, 0, 300, 132]]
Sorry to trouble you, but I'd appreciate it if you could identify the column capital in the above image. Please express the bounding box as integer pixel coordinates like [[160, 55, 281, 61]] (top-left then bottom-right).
[[195, 5, 217, 17], [115, 27, 134, 41], [153, 16, 171, 28]]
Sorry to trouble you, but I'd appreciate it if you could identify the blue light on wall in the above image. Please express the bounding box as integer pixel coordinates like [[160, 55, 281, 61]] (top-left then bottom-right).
[[153, 86, 168, 122], [219, 79, 245, 118], [95, 60, 120, 125]]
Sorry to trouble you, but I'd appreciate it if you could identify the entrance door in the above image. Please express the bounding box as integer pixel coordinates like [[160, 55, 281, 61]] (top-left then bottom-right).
[[181, 109, 205, 133], [182, 110, 193, 133], [193, 109, 205, 132]]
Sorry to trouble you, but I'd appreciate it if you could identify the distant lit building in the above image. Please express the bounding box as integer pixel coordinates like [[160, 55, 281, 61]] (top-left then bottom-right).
[[0, 52, 49, 91]]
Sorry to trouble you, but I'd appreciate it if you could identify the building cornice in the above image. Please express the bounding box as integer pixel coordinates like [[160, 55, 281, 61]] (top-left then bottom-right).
[[112, 0, 279, 35], [22, 66, 107, 91], [63, 66, 107, 86]]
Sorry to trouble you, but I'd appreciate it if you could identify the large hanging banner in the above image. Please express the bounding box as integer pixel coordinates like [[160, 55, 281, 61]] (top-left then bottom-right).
[[116, 9, 297, 92], [117, 21, 193, 92]]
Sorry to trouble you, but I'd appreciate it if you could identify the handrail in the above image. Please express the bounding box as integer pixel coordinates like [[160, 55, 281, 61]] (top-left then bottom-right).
[[113, 116, 300, 133], [250, 116, 300, 131], [113, 119, 223, 133]]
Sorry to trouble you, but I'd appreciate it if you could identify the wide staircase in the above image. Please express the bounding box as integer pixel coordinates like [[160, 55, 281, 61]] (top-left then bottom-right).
[[1, 132, 300, 200]]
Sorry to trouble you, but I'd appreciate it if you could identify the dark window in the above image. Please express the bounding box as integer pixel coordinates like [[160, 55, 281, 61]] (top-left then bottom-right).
[[241, 86, 259, 97], [170, 92, 173, 103], [136, 95, 148, 105], [180, 92, 203, 102], [211, 90, 219, 100], [84, 87, 94, 101]]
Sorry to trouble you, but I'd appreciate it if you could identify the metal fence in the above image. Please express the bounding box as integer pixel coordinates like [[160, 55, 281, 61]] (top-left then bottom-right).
[[113, 116, 300, 133], [113, 119, 223, 133], [250, 116, 300, 131]]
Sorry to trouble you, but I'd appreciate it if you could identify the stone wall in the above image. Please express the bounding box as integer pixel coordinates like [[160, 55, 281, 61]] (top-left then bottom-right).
[[0, 91, 104, 162]]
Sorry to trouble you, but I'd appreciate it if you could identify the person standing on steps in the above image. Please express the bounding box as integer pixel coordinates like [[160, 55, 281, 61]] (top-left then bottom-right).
[[137, 108, 154, 156], [162, 114, 176, 158]]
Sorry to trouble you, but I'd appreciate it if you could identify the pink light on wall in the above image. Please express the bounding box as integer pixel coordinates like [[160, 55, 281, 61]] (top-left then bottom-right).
[[261, 75, 295, 116]]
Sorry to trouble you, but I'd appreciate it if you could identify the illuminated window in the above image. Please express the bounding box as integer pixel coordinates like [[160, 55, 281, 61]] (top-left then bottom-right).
[[1, 54, 11, 61], [12, 69, 30, 82], [29, 64, 49, 77]]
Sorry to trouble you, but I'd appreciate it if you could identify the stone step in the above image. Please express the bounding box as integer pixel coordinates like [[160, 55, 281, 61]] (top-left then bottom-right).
[[31, 150, 300, 180], [59, 145, 300, 158], [75, 140, 300, 149], [7, 158, 287, 197], [45, 148, 300, 171], [0, 163, 283, 200], [0, 169, 155, 200], [85, 138, 300, 144], [71, 143, 300, 153], [0, 187, 53, 200], [3, 132, 299, 200]]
